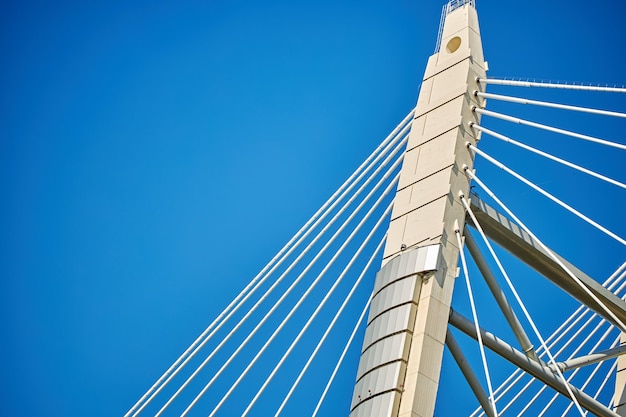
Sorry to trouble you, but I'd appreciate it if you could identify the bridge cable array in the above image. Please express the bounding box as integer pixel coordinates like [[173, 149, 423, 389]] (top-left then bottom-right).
[[460, 190, 591, 415], [474, 107, 626, 151], [126, 109, 415, 416], [126, 73, 626, 416], [467, 144, 625, 247], [468, 262, 626, 417], [449, 77, 626, 415], [469, 123, 626, 190]]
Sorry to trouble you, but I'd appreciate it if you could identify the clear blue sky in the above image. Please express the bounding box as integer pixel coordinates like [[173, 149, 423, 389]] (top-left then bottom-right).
[[2, 0, 625, 416]]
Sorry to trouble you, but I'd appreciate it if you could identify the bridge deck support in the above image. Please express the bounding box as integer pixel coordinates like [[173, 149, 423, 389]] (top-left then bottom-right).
[[350, 2, 486, 416]]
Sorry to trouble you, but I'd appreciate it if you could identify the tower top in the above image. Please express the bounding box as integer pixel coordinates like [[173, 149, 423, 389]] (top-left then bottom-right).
[[435, 0, 477, 52]]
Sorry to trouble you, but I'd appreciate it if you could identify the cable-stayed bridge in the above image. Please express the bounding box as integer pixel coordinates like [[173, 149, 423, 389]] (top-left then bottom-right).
[[126, 2, 626, 416]]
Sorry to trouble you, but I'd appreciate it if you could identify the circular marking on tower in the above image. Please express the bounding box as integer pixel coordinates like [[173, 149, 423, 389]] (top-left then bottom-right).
[[446, 36, 462, 53]]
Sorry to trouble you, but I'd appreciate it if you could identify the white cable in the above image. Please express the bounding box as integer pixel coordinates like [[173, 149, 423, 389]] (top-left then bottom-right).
[[153, 137, 407, 416], [274, 235, 385, 417], [594, 359, 618, 411], [469, 144, 626, 245], [609, 262, 626, 291], [460, 192, 586, 416], [619, 278, 626, 300], [199, 182, 400, 417], [312, 293, 373, 417], [471, 123, 626, 190], [508, 267, 626, 415], [526, 320, 612, 416], [561, 338, 619, 416], [475, 312, 620, 415], [498, 311, 602, 415], [595, 361, 618, 413], [128, 110, 413, 416], [241, 208, 390, 416], [474, 307, 593, 417], [467, 190, 626, 415], [473, 262, 626, 417], [476, 300, 609, 416], [493, 292, 599, 415], [476, 91, 626, 119], [474, 311, 590, 417], [455, 227, 499, 416], [498, 377, 538, 416], [478, 78, 626, 93], [465, 168, 626, 332], [576, 359, 616, 416], [615, 279, 626, 301], [541, 329, 618, 416], [474, 107, 626, 151], [465, 171, 626, 336]]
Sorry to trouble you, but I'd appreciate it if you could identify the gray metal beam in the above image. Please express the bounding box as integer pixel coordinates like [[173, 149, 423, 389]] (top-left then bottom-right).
[[550, 344, 626, 373], [449, 309, 619, 417], [445, 329, 496, 417], [467, 195, 626, 328], [464, 228, 539, 362]]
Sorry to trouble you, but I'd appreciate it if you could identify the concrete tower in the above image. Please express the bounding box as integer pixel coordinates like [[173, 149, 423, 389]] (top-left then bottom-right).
[[350, 2, 486, 416]]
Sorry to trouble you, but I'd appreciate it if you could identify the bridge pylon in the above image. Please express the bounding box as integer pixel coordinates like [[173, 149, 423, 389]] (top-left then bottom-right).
[[350, 2, 486, 416]]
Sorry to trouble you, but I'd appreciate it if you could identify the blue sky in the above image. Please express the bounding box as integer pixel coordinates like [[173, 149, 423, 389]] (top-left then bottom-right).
[[2, 0, 625, 416]]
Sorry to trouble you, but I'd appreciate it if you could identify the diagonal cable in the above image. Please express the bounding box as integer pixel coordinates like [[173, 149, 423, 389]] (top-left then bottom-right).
[[464, 168, 626, 331], [240, 214, 389, 416], [468, 143, 626, 245], [472, 262, 626, 417], [312, 292, 374, 417], [459, 191, 586, 416], [128, 109, 413, 416], [497, 311, 603, 415], [201, 187, 398, 417], [521, 320, 613, 416], [478, 78, 626, 94], [470, 123, 626, 190], [474, 107, 626, 150], [455, 225, 498, 416], [475, 91, 626, 119], [540, 331, 618, 416], [152, 134, 407, 416], [274, 235, 386, 417]]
